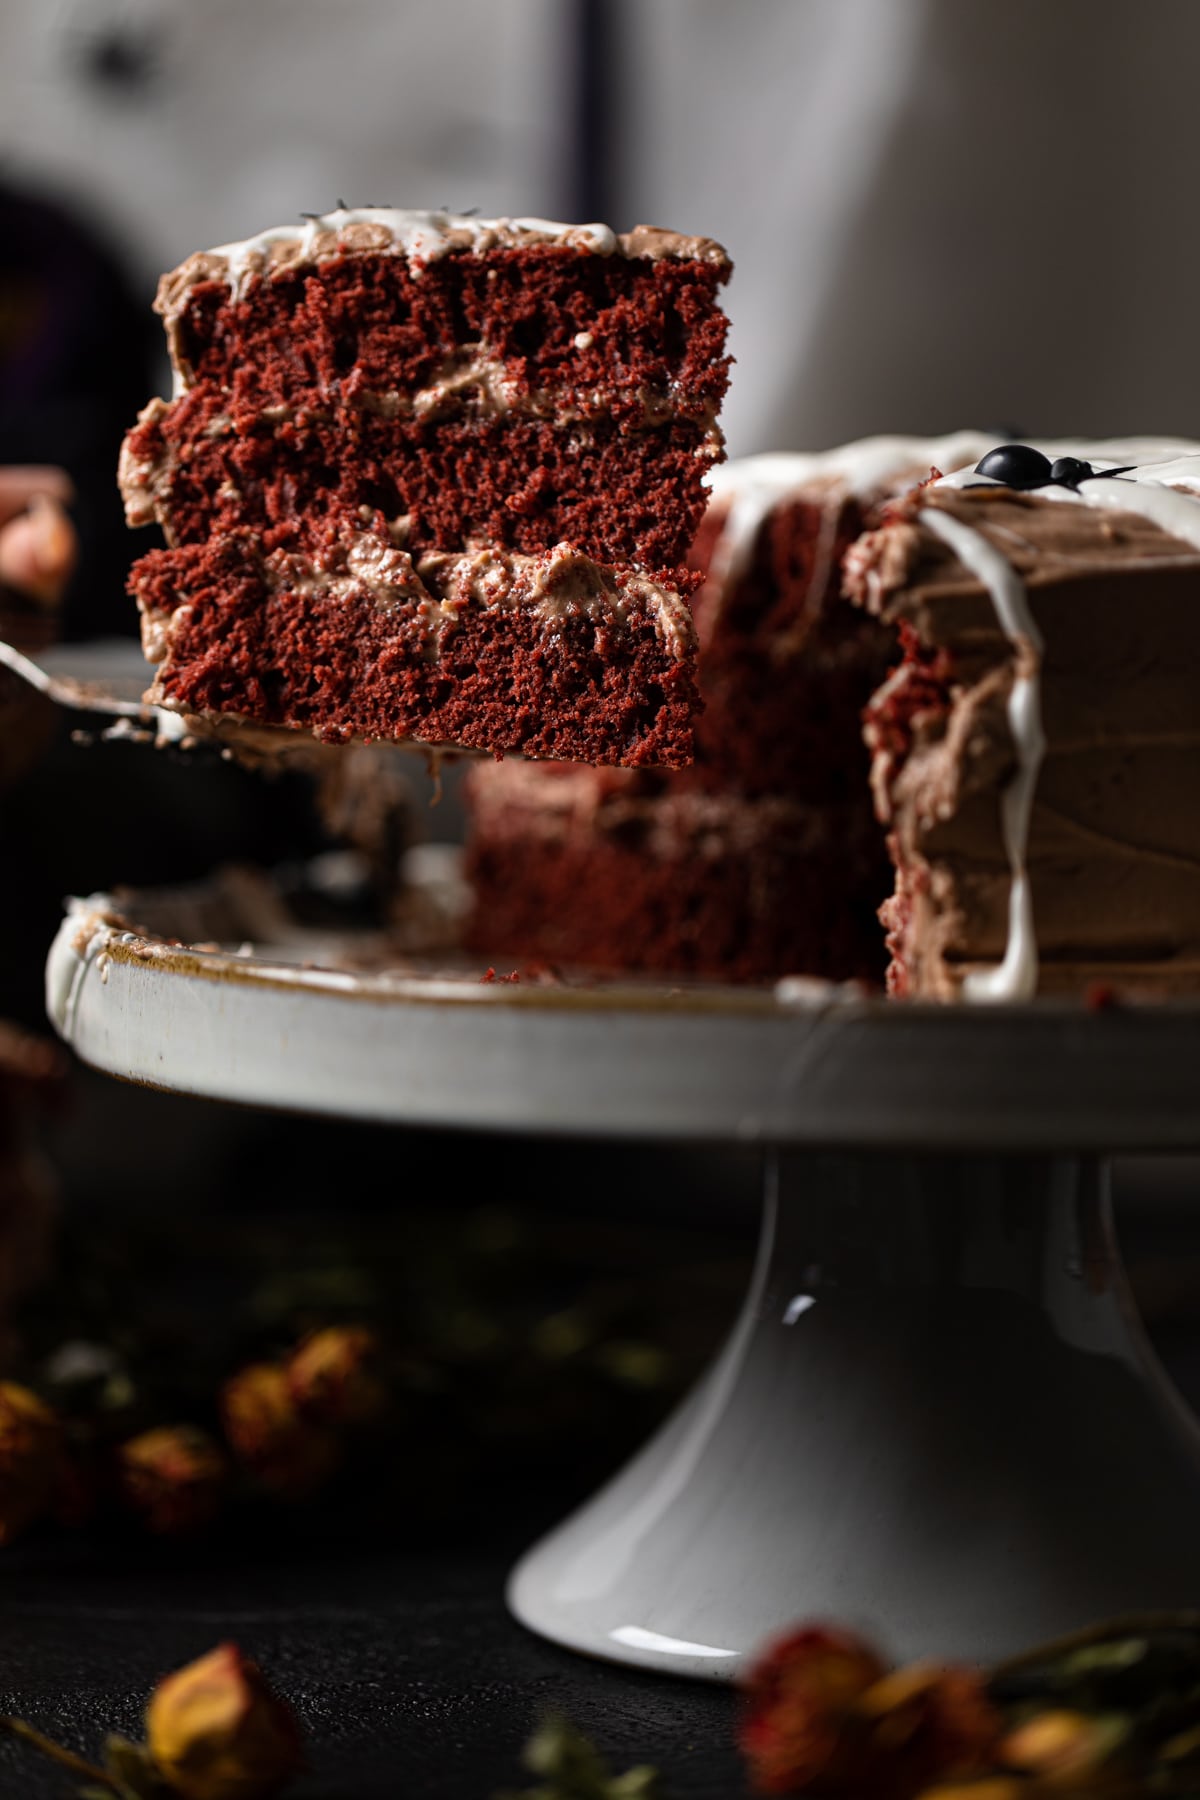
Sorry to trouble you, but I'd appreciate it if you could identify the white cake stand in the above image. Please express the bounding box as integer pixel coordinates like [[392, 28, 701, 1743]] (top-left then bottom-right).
[[46, 896, 1200, 1680]]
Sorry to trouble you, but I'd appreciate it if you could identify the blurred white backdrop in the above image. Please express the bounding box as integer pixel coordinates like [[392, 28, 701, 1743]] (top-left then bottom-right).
[[3, 0, 1200, 454]]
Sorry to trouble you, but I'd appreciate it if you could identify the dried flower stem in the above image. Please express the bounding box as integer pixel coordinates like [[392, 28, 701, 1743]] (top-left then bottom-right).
[[990, 1609, 1200, 1682], [0, 1714, 115, 1787]]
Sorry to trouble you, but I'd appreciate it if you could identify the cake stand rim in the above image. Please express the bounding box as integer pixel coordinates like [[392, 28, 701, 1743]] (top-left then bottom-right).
[[44, 896, 1200, 1151]]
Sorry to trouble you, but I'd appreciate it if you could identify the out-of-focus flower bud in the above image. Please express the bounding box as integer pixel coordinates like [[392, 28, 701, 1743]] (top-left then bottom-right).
[[999, 1707, 1127, 1787], [220, 1364, 339, 1497], [856, 1662, 1003, 1792], [286, 1325, 386, 1427], [145, 1641, 302, 1800], [739, 1624, 890, 1793], [117, 1426, 228, 1536], [740, 1628, 1003, 1797], [0, 1380, 63, 1543]]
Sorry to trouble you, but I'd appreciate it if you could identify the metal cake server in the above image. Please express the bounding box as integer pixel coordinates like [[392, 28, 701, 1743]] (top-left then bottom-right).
[[0, 636, 156, 717]]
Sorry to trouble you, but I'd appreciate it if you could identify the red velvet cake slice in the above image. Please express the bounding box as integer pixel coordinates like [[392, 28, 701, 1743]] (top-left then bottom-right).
[[119, 209, 732, 766]]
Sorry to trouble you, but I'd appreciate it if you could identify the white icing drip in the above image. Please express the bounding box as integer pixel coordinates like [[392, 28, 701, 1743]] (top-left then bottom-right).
[[917, 506, 1046, 1003], [206, 209, 619, 302], [705, 434, 1003, 593], [1072, 473, 1200, 549]]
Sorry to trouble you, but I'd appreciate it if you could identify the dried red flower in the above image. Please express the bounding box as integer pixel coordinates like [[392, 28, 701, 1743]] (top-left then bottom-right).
[[740, 1628, 1001, 1797], [118, 1425, 229, 1535], [739, 1625, 890, 1793], [220, 1363, 339, 1498]]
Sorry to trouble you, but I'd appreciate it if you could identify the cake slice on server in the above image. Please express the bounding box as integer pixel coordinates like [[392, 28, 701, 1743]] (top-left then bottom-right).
[[118, 209, 732, 767], [844, 440, 1200, 999]]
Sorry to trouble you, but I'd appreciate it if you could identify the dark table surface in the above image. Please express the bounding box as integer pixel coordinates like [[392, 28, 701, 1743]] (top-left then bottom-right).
[[0, 1531, 743, 1799], [3, 1072, 1200, 1799]]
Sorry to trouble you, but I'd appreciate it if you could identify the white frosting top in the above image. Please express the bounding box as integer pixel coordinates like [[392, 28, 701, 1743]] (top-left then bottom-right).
[[704, 434, 1002, 591], [206, 209, 620, 301], [162, 209, 728, 314]]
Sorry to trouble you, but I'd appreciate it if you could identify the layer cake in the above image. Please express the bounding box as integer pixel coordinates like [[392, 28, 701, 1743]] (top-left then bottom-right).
[[119, 209, 732, 766], [845, 438, 1200, 999]]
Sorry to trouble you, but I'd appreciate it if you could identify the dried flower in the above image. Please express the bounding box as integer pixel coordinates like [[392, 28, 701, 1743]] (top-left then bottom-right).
[[286, 1325, 386, 1427], [739, 1624, 890, 1792], [856, 1663, 1002, 1793], [0, 1380, 63, 1543], [145, 1642, 302, 1800], [220, 1363, 339, 1497], [118, 1426, 228, 1536], [504, 1712, 663, 1799], [740, 1629, 1001, 1797], [998, 1707, 1128, 1786]]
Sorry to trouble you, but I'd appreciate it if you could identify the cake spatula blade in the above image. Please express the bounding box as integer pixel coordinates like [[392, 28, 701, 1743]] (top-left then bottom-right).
[[0, 637, 155, 717]]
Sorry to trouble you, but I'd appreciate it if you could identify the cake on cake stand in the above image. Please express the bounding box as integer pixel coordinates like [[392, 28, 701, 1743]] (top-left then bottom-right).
[[45, 895, 1200, 1680]]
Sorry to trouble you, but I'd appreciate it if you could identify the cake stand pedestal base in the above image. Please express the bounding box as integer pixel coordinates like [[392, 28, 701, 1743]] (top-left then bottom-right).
[[508, 1150, 1200, 1679]]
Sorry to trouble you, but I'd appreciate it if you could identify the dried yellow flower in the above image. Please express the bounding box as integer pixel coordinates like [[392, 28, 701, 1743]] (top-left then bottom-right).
[[118, 1425, 228, 1535], [1000, 1707, 1127, 1786], [145, 1641, 301, 1800], [286, 1325, 386, 1427], [220, 1363, 339, 1497]]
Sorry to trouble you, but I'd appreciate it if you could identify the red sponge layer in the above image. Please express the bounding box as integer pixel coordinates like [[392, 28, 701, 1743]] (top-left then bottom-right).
[[125, 391, 713, 570], [175, 249, 730, 419], [132, 536, 699, 767], [464, 766, 888, 983]]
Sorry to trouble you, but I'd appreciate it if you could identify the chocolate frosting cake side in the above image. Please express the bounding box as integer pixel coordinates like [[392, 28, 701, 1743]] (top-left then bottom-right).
[[844, 441, 1200, 1000]]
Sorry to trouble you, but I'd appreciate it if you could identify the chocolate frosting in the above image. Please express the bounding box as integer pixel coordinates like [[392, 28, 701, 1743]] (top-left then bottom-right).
[[845, 480, 1200, 997]]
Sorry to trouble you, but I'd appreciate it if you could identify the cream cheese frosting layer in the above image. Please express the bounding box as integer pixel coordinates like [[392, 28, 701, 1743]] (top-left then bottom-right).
[[156, 208, 731, 318], [118, 369, 722, 529], [141, 538, 695, 680]]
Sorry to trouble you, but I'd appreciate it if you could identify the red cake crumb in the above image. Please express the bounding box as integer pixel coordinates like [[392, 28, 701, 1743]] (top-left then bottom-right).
[[863, 620, 955, 769]]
